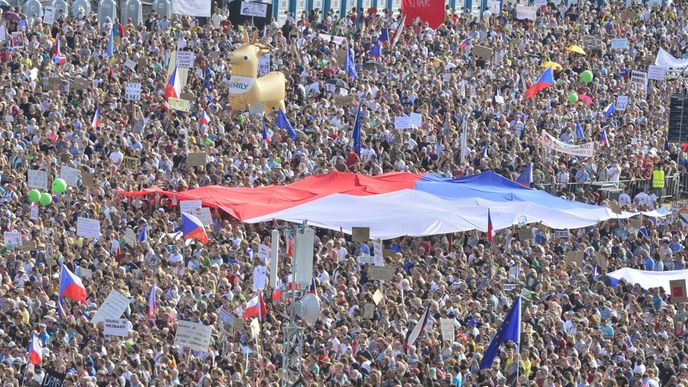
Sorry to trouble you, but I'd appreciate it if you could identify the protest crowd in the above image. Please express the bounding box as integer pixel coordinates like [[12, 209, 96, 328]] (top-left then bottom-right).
[[1, 0, 688, 386]]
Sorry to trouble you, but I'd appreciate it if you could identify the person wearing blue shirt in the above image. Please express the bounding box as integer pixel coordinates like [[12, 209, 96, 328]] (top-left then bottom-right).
[[452, 366, 463, 386], [642, 255, 655, 271]]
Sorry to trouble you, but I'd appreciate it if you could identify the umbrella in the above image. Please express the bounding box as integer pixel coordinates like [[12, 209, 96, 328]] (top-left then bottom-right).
[[362, 61, 383, 72], [566, 45, 586, 55], [326, 79, 349, 89], [578, 94, 593, 106], [2, 11, 19, 22], [541, 61, 563, 71]]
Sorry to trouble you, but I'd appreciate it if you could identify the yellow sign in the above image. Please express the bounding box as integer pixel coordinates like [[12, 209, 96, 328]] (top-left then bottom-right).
[[168, 98, 190, 112]]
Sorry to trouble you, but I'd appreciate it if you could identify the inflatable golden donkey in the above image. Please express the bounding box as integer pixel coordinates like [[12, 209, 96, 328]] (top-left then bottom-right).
[[228, 30, 287, 113]]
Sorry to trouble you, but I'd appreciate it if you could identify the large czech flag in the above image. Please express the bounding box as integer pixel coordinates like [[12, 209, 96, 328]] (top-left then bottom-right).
[[242, 294, 267, 319], [165, 65, 181, 100], [182, 213, 208, 243], [525, 68, 554, 99], [59, 265, 87, 305]]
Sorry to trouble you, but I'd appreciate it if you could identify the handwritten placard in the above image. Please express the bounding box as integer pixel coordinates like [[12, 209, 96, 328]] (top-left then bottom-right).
[[59, 165, 80, 187], [77, 217, 101, 238], [91, 290, 130, 324], [3, 231, 21, 247], [176, 51, 196, 69], [124, 82, 141, 101], [28, 170, 48, 189], [174, 321, 212, 353]]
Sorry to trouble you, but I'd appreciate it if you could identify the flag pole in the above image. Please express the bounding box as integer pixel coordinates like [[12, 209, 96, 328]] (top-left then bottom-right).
[[515, 346, 521, 386]]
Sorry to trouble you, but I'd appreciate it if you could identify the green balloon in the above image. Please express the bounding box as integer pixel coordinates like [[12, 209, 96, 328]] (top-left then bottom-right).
[[580, 70, 593, 83], [28, 189, 41, 203], [567, 92, 578, 103], [51, 178, 67, 194], [39, 192, 52, 206]]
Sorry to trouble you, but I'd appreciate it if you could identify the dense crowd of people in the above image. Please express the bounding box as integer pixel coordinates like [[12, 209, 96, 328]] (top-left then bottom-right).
[[0, 0, 687, 386]]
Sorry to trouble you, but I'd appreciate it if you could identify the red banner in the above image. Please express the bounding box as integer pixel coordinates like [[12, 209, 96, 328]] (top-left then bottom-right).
[[402, 0, 446, 30]]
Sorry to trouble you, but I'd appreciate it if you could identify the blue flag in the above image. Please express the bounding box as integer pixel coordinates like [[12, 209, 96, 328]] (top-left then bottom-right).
[[576, 121, 585, 142], [353, 105, 362, 155], [277, 108, 297, 141], [603, 102, 615, 121], [664, 137, 670, 151], [203, 67, 212, 91], [479, 296, 521, 369], [107, 28, 114, 58], [379, 28, 389, 43], [137, 225, 147, 242], [370, 41, 382, 59], [346, 46, 357, 79]]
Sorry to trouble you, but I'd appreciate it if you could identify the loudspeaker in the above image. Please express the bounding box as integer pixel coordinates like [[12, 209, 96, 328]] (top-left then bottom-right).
[[668, 94, 688, 142]]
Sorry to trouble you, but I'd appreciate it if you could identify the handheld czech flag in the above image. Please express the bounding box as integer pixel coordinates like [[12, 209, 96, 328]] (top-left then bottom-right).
[[147, 283, 157, 320], [600, 129, 609, 147], [181, 213, 209, 243], [165, 65, 182, 100], [404, 304, 430, 348], [487, 209, 494, 242], [52, 38, 66, 65], [524, 68, 554, 99], [59, 265, 87, 305], [262, 119, 271, 144], [378, 28, 389, 43], [91, 107, 101, 129], [27, 335, 43, 365], [242, 294, 267, 319], [460, 38, 470, 49], [199, 110, 210, 125]]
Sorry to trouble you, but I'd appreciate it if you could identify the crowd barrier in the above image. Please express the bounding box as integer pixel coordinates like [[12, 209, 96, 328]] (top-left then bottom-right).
[[538, 173, 686, 202]]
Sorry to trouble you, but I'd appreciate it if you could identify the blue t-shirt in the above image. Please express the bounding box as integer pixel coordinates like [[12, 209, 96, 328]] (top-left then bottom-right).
[[453, 373, 463, 387], [642, 256, 655, 271]]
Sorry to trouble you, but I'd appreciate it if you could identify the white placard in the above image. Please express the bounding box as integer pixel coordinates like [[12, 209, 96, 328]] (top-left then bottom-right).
[[43, 6, 55, 25], [515, 5, 537, 21], [258, 54, 271, 76], [180, 200, 202, 215], [533, 0, 546, 6], [318, 33, 346, 46], [30, 205, 38, 221], [92, 290, 130, 324], [409, 112, 422, 127], [258, 244, 270, 263], [631, 70, 648, 91], [394, 116, 412, 129], [124, 82, 141, 101], [80, 267, 93, 279], [174, 321, 212, 353], [325, 83, 336, 94], [27, 170, 48, 189], [60, 165, 80, 187], [488, 0, 501, 13], [172, 0, 211, 17], [647, 65, 666, 81], [103, 318, 130, 337], [554, 229, 570, 238], [610, 38, 629, 49], [3, 231, 21, 246], [240, 2, 268, 17], [176, 51, 196, 69], [77, 217, 101, 238], [616, 95, 629, 111], [124, 59, 137, 71], [253, 266, 267, 291], [372, 239, 384, 266], [307, 82, 320, 96], [440, 318, 455, 343], [357, 255, 377, 265]]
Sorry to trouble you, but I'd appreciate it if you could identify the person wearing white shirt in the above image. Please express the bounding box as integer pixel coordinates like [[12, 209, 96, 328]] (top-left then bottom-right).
[[619, 190, 632, 207], [361, 145, 376, 164]]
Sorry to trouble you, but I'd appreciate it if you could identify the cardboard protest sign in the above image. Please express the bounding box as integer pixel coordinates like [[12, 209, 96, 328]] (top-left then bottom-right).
[[518, 228, 534, 240], [82, 172, 96, 189], [168, 98, 190, 112], [186, 152, 207, 167], [59, 166, 80, 187], [671, 279, 687, 303], [472, 45, 493, 60], [123, 156, 140, 170], [368, 266, 395, 281], [566, 251, 584, 267], [372, 289, 383, 305], [174, 321, 212, 352], [363, 303, 375, 319], [352, 227, 370, 243]]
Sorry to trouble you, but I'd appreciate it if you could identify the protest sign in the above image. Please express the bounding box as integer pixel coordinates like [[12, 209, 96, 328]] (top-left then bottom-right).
[[77, 217, 101, 238], [503, 283, 517, 291], [122, 228, 137, 246], [258, 55, 271, 76], [92, 290, 130, 324], [103, 318, 130, 337], [174, 321, 213, 352], [409, 112, 423, 127], [372, 289, 384, 305], [30, 205, 39, 221], [363, 303, 375, 319], [219, 308, 234, 331], [3, 231, 21, 246], [566, 251, 585, 267], [372, 239, 384, 266], [318, 33, 346, 45], [28, 170, 48, 189], [43, 7, 56, 24], [515, 5, 537, 20], [368, 266, 395, 281], [554, 229, 570, 238], [168, 98, 190, 112], [123, 156, 140, 170], [253, 266, 267, 291], [11, 32, 23, 48], [647, 65, 666, 81], [240, 1, 268, 17], [472, 45, 493, 60], [172, 0, 211, 17], [186, 152, 207, 167], [394, 116, 412, 129], [352, 227, 370, 242], [488, 0, 501, 13], [616, 95, 629, 111], [518, 227, 534, 240], [80, 267, 93, 280], [610, 38, 629, 49], [250, 318, 261, 339], [631, 70, 648, 91], [357, 255, 377, 265], [41, 368, 66, 387], [440, 318, 455, 342], [176, 51, 196, 68], [180, 200, 202, 215], [59, 166, 80, 187], [671, 279, 687, 303], [82, 172, 95, 189], [124, 59, 137, 71], [124, 83, 141, 101]]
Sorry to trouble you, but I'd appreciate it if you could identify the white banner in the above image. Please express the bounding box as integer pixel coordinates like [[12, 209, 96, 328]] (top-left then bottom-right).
[[174, 321, 213, 353], [655, 47, 688, 70], [240, 2, 268, 17], [103, 318, 130, 337], [172, 0, 211, 17], [258, 55, 270, 76], [541, 130, 595, 157], [228, 75, 255, 94], [608, 267, 688, 291], [515, 5, 537, 21]]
